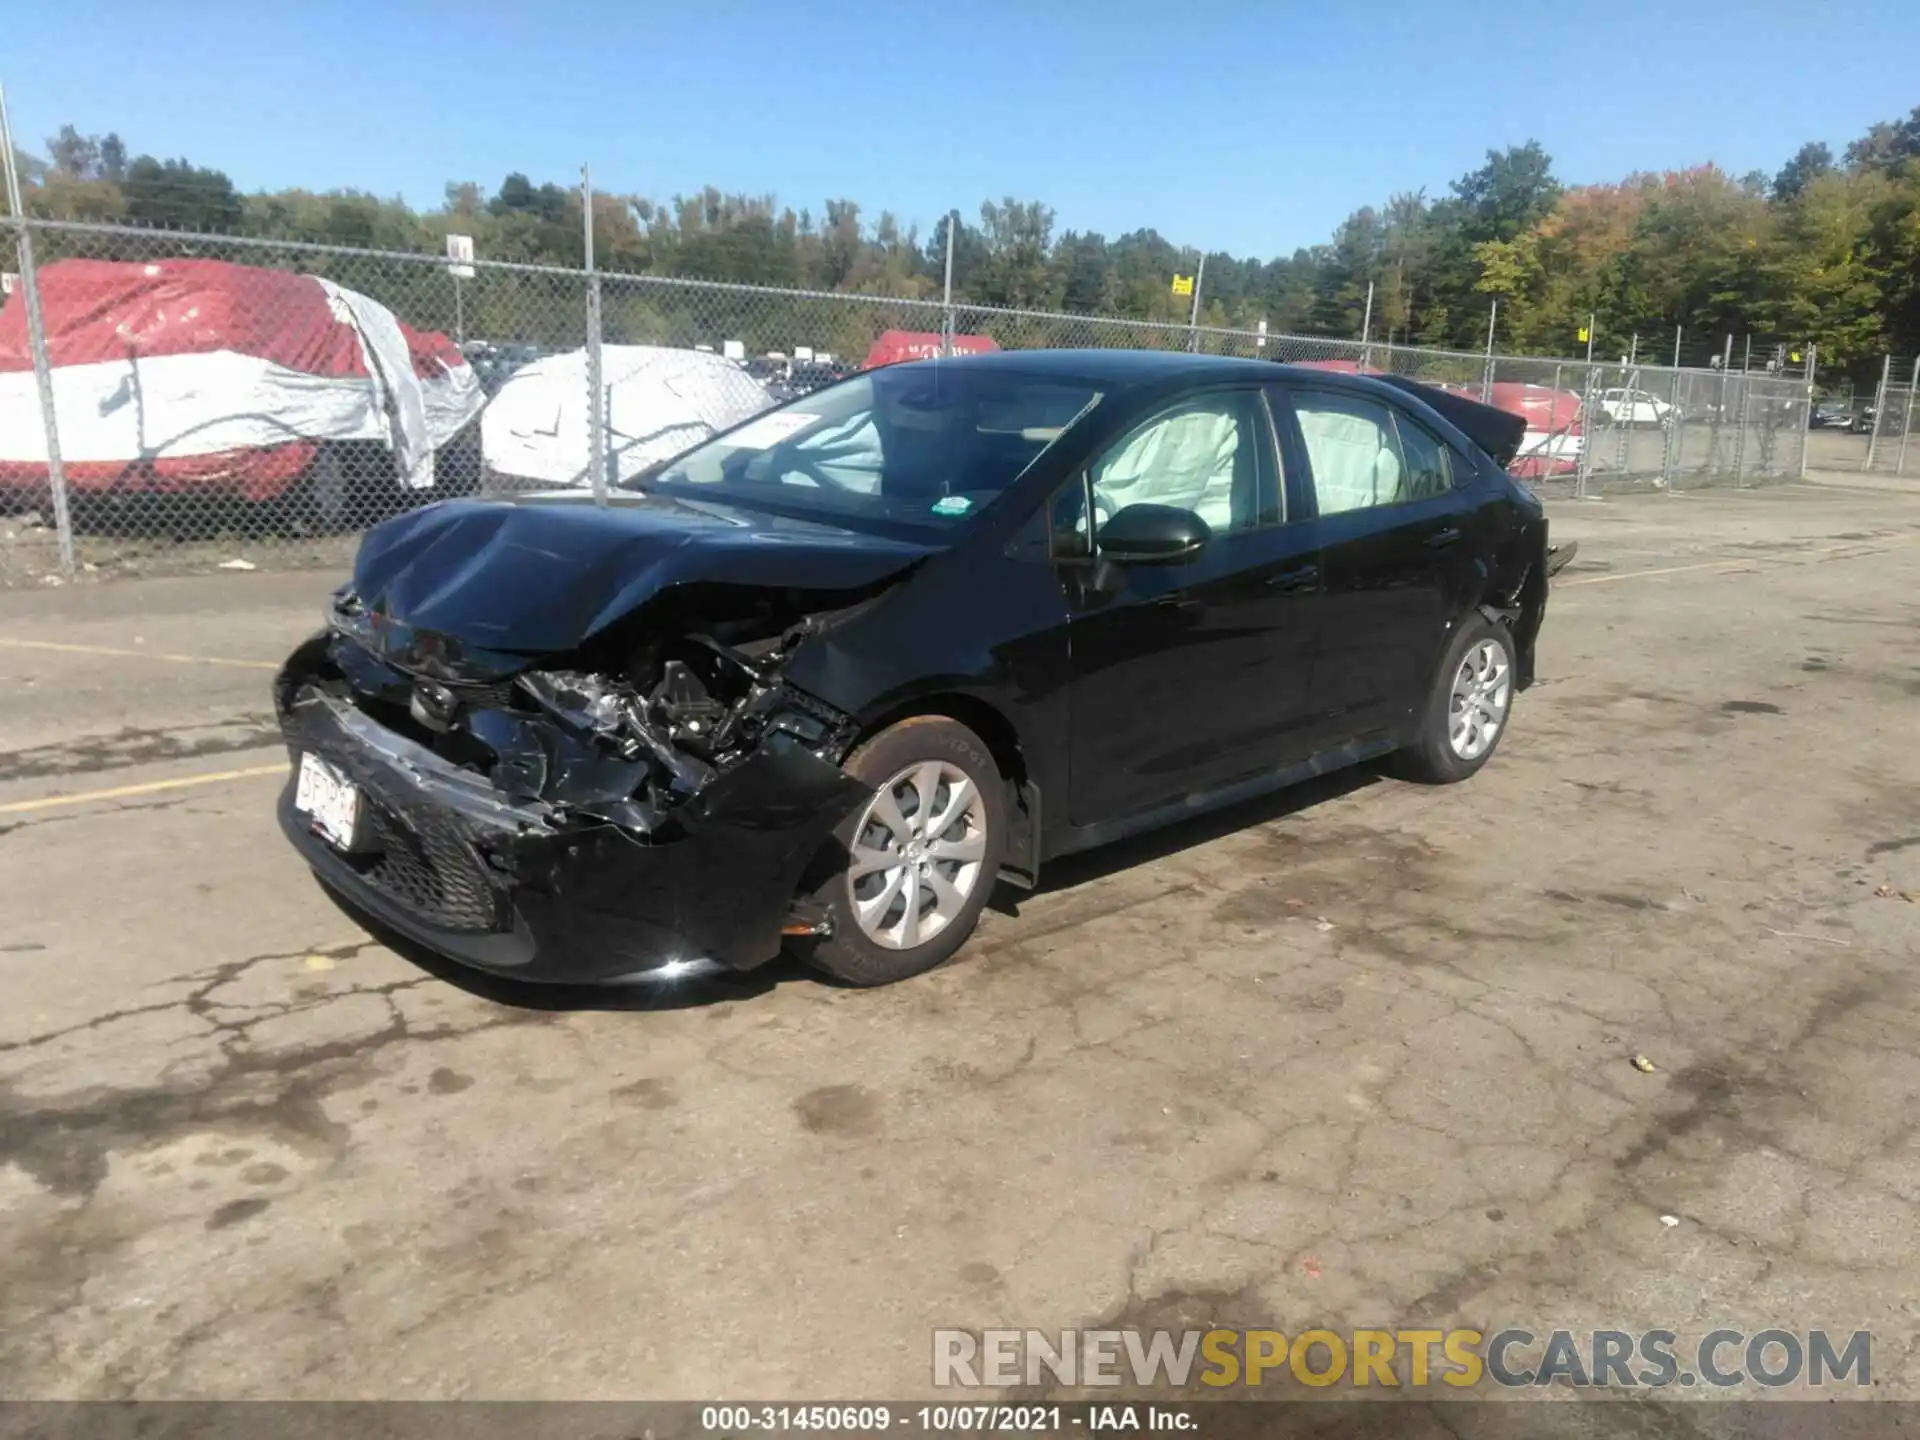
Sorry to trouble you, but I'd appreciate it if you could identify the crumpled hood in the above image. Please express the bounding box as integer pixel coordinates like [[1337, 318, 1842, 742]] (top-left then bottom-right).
[[348, 493, 934, 668]]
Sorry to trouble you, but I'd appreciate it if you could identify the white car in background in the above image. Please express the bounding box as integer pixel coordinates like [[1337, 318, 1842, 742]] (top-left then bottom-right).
[[1597, 388, 1677, 429]]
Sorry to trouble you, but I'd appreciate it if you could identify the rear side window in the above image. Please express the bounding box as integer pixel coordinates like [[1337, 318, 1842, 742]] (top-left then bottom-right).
[[1291, 391, 1452, 513], [1291, 392, 1403, 515], [1390, 413, 1453, 500]]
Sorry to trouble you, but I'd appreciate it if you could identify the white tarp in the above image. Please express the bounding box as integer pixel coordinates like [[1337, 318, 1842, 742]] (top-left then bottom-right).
[[0, 351, 479, 468], [481, 345, 774, 488], [315, 279, 434, 488]]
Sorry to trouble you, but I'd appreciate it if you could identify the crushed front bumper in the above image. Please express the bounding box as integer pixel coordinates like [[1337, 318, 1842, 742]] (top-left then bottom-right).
[[276, 682, 871, 984]]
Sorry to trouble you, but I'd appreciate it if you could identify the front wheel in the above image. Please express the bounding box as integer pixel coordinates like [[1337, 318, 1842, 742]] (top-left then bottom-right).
[[1390, 615, 1517, 785], [797, 716, 1007, 986]]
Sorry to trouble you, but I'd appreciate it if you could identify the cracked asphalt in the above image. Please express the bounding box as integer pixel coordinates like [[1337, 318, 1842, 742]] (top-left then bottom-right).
[[4, 462, 1920, 1409]]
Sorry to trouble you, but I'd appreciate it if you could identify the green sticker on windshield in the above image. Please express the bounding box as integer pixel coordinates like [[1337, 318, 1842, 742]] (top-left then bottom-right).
[[931, 495, 972, 516]]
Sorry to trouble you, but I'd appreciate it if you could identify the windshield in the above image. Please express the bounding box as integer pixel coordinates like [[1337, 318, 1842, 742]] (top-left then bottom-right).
[[635, 365, 1101, 532]]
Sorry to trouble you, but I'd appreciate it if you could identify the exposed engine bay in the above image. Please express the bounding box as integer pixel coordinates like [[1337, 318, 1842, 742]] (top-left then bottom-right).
[[290, 581, 874, 839]]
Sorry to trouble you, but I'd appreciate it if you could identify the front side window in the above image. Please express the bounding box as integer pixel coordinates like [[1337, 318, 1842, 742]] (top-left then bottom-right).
[[640, 366, 1101, 535], [1087, 390, 1277, 538]]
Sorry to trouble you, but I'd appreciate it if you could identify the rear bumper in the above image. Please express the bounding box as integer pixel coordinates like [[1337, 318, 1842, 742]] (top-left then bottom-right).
[[277, 682, 870, 984]]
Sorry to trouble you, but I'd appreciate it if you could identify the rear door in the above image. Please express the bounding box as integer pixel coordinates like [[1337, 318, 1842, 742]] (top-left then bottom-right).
[[1269, 385, 1483, 740], [1063, 386, 1326, 827]]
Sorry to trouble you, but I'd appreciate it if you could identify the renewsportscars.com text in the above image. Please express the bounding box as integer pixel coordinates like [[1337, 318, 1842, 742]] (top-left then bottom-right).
[[932, 1327, 1872, 1390]]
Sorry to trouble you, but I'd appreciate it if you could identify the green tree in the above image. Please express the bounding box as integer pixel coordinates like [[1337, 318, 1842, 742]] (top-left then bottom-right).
[[121, 155, 243, 231]]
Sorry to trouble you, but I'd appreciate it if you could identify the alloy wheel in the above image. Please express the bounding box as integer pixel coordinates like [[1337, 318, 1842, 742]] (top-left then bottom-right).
[[1448, 638, 1512, 761], [845, 761, 989, 950]]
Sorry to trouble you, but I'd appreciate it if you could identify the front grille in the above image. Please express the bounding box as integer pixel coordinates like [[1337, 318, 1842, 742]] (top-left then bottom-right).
[[448, 679, 519, 712], [350, 793, 507, 934]]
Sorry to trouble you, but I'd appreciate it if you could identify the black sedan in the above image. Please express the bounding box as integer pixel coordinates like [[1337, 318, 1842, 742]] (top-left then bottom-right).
[[276, 351, 1560, 987]]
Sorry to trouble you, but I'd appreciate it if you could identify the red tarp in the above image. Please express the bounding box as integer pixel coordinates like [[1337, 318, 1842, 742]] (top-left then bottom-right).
[[0, 258, 473, 501], [0, 259, 366, 376], [862, 330, 1000, 369]]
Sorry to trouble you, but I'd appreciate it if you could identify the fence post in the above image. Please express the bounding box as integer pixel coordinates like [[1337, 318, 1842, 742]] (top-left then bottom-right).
[[1864, 353, 1891, 472], [1660, 361, 1683, 491], [1800, 345, 1815, 480], [1585, 312, 1595, 364], [1672, 326, 1682, 368], [1710, 334, 1733, 475], [1186, 252, 1206, 354], [1547, 361, 1563, 479], [581, 164, 607, 506], [941, 212, 956, 358], [1613, 364, 1636, 476], [1481, 300, 1496, 401], [1731, 378, 1749, 485], [1574, 366, 1597, 500], [1898, 357, 1919, 478], [1359, 280, 1374, 371], [0, 83, 76, 577]]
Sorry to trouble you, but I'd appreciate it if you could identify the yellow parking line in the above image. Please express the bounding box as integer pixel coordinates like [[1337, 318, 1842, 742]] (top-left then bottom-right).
[[1561, 532, 1919, 589], [0, 638, 279, 670], [0, 764, 285, 815], [1560, 558, 1746, 587]]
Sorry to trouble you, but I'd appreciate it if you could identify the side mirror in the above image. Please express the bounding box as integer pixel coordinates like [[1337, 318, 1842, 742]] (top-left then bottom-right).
[[1097, 503, 1211, 564]]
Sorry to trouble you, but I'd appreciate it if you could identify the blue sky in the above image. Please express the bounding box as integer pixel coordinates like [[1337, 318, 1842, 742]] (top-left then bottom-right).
[[8, 0, 1917, 257]]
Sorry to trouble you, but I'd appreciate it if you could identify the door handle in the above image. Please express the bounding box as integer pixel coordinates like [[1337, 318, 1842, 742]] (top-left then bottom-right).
[[1425, 527, 1463, 549], [1265, 564, 1320, 592]]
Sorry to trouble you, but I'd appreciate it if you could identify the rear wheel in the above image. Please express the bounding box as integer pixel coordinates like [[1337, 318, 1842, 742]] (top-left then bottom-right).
[[798, 716, 1006, 986], [1391, 615, 1516, 785]]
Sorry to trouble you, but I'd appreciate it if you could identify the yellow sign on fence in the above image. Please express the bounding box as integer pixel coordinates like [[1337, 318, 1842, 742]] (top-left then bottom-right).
[[1171, 274, 1195, 297], [1577, 326, 1590, 343]]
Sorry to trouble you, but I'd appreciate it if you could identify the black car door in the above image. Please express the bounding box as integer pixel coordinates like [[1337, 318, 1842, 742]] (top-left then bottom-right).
[[1062, 386, 1328, 828], [1268, 385, 1483, 741]]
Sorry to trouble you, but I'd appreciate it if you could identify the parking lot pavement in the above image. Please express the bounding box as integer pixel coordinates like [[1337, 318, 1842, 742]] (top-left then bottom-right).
[[4, 472, 1920, 1402]]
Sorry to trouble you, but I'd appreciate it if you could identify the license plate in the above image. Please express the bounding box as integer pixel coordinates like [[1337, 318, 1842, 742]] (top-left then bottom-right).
[[294, 752, 361, 851]]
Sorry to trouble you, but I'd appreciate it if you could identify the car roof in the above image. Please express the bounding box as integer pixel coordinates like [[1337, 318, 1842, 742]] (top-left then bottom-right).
[[897, 348, 1432, 401]]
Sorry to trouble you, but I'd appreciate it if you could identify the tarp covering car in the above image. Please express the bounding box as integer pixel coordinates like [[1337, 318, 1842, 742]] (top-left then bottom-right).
[[861, 330, 999, 369], [1291, 362, 1580, 478], [1491, 382, 1584, 478], [479, 345, 774, 489], [0, 258, 483, 501]]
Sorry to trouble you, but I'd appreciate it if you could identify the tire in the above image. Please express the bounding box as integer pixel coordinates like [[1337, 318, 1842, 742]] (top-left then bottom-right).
[[1390, 614, 1517, 785], [798, 716, 1007, 986]]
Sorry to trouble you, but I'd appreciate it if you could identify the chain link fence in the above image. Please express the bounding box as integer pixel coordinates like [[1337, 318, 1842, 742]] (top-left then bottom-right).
[[0, 215, 1816, 586], [1862, 356, 1919, 476]]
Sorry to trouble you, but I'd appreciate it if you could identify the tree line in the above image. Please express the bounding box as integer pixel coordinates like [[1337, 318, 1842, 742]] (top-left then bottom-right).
[[14, 107, 1920, 375]]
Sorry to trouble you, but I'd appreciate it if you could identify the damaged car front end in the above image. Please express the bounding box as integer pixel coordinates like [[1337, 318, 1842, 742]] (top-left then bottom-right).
[[275, 568, 884, 983]]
